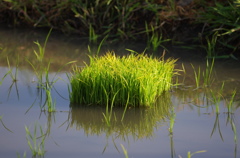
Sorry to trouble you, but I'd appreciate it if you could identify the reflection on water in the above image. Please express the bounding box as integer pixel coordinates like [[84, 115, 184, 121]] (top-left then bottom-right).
[[0, 27, 240, 158], [69, 94, 172, 139]]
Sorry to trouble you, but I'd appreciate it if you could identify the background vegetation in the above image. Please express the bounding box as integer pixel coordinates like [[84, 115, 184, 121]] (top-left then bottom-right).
[[0, 0, 239, 57]]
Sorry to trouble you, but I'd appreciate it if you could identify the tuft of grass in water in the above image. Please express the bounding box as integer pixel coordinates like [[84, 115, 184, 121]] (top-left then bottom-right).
[[70, 51, 176, 107], [26, 29, 55, 112], [25, 123, 46, 157], [26, 28, 52, 84], [191, 59, 215, 88], [41, 62, 56, 112], [191, 64, 201, 88], [26, 28, 76, 112]]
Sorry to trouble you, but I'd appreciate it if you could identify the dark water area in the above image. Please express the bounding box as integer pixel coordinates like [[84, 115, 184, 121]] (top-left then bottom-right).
[[0, 27, 240, 158]]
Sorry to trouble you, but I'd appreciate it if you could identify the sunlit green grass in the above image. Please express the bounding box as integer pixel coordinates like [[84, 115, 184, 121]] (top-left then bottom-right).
[[70, 52, 176, 107]]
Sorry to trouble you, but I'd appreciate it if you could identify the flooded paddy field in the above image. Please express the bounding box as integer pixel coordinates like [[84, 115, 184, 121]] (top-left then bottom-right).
[[0, 27, 240, 158]]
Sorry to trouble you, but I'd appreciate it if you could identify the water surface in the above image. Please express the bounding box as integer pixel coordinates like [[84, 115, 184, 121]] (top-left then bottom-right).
[[0, 27, 240, 158]]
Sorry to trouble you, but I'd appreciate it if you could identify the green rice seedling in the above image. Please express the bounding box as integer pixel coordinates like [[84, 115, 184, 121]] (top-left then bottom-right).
[[25, 123, 46, 157], [89, 24, 98, 44], [186, 150, 207, 158], [26, 28, 75, 112], [70, 52, 177, 107], [191, 64, 201, 88], [226, 89, 237, 114], [168, 106, 176, 134], [41, 63, 56, 112], [120, 144, 128, 158], [191, 59, 215, 88], [146, 23, 171, 52], [203, 59, 215, 86], [38, 60, 75, 112], [33, 28, 52, 63], [102, 89, 119, 126], [205, 32, 218, 58], [26, 28, 52, 84], [88, 35, 108, 56]]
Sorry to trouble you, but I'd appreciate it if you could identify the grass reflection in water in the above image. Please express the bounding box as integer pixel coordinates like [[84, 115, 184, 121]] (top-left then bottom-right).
[[69, 93, 172, 140]]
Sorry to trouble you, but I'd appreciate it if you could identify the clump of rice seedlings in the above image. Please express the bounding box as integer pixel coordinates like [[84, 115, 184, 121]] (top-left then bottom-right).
[[191, 59, 215, 88], [26, 28, 52, 84], [25, 123, 46, 157], [70, 52, 176, 107], [26, 28, 75, 112]]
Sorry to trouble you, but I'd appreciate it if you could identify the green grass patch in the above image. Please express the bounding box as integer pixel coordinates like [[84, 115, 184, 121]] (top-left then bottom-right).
[[70, 52, 176, 107]]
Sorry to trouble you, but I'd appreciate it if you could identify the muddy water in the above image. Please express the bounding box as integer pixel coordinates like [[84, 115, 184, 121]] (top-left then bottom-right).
[[0, 27, 240, 158]]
